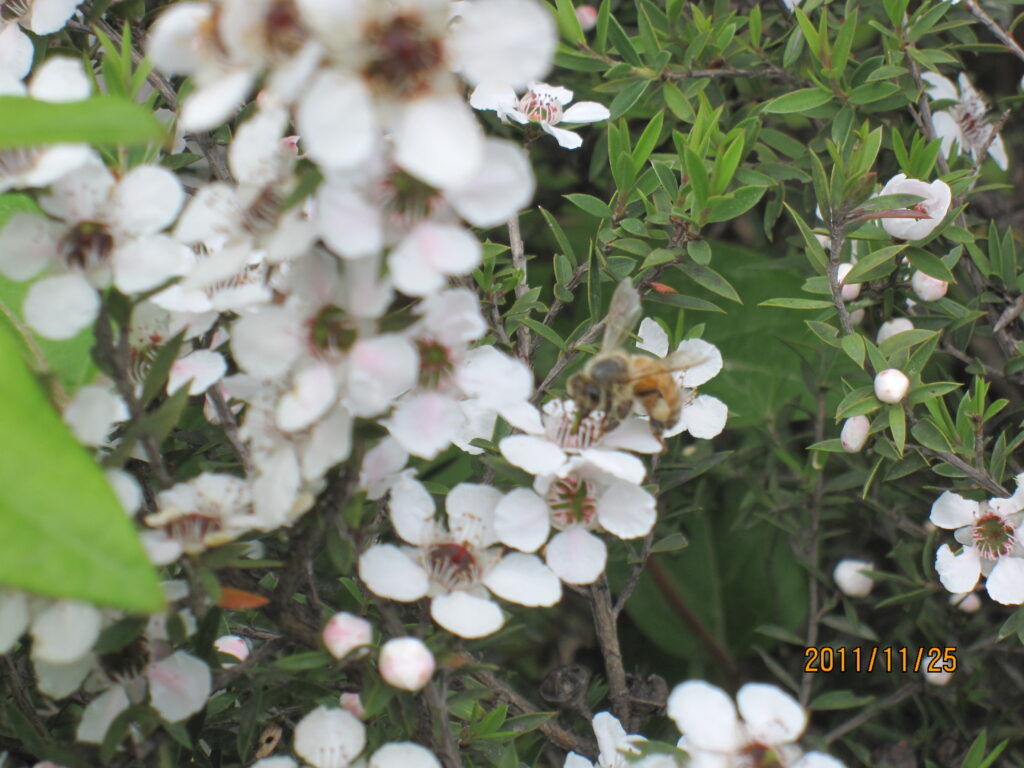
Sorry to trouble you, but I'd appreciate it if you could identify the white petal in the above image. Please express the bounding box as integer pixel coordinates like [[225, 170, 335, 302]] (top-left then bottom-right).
[[468, 82, 518, 113], [297, 71, 376, 171], [180, 68, 255, 132], [677, 395, 728, 440], [417, 288, 487, 345], [30, 601, 102, 664], [24, 273, 98, 340], [167, 350, 226, 396], [562, 101, 610, 124], [430, 591, 504, 638], [672, 339, 723, 387], [792, 754, 847, 768], [593, 712, 635, 766], [636, 317, 669, 357], [147, 651, 211, 721], [146, 3, 211, 76], [33, 655, 91, 699], [174, 183, 241, 245], [564, 754, 595, 768], [346, 335, 418, 417], [929, 491, 979, 529], [986, 558, 1024, 605], [446, 483, 501, 546], [360, 438, 408, 500], [28, 56, 90, 102], [498, 400, 544, 434], [579, 449, 645, 484], [301, 403, 353, 480], [389, 473, 436, 547], [484, 553, 561, 606], [390, 222, 481, 296], [77, 685, 130, 744], [229, 105, 289, 188], [0, 591, 28, 653], [543, 123, 583, 149], [597, 482, 656, 539], [935, 544, 981, 594], [394, 95, 484, 188], [276, 363, 337, 433], [988, 133, 1008, 170], [251, 447, 301, 529], [921, 71, 959, 102], [451, 0, 557, 88], [294, 707, 367, 768], [0, 213, 57, 281], [494, 488, 550, 552], [369, 743, 441, 768], [545, 528, 607, 585], [317, 182, 383, 259], [736, 683, 807, 745], [64, 385, 128, 446], [229, 305, 304, 379], [457, 346, 532, 405], [500, 435, 566, 475], [113, 234, 192, 293], [601, 419, 662, 453], [110, 166, 185, 237], [666, 680, 743, 752], [387, 393, 462, 459], [28, 0, 82, 34], [0, 23, 32, 80], [446, 139, 535, 228], [358, 544, 430, 602]]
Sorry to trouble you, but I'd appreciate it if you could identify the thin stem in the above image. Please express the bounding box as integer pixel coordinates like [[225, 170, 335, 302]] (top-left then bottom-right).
[[423, 675, 465, 768], [824, 683, 919, 744], [800, 390, 827, 707], [508, 214, 530, 363], [206, 385, 252, 472], [613, 531, 655, 617], [962, 0, 1024, 64], [589, 575, 631, 722]]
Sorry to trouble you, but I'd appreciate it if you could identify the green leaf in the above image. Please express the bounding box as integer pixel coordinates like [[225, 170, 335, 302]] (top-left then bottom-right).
[[684, 147, 710, 210], [554, 0, 585, 44], [844, 244, 907, 283], [539, 207, 576, 263], [0, 96, 165, 148], [810, 689, 876, 710], [841, 333, 866, 369], [0, 325, 163, 611], [677, 262, 742, 304], [565, 193, 612, 219], [908, 249, 956, 283], [520, 318, 567, 351], [759, 298, 835, 309], [888, 404, 906, 455], [763, 88, 833, 114], [609, 79, 651, 120], [704, 186, 766, 224]]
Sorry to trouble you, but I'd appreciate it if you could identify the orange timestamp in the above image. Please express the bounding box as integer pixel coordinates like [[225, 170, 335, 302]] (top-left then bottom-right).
[[803, 646, 957, 673]]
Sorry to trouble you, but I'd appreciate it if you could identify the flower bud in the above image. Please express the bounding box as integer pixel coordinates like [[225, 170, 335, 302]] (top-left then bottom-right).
[[924, 668, 954, 686], [339, 692, 365, 719], [874, 369, 910, 404], [214, 634, 250, 662], [876, 318, 914, 344], [837, 263, 860, 301], [849, 308, 866, 326], [879, 174, 952, 240], [323, 612, 373, 660], [576, 4, 598, 30], [379, 638, 435, 691], [950, 592, 982, 614], [833, 559, 874, 597], [911, 270, 948, 302], [840, 415, 870, 453]]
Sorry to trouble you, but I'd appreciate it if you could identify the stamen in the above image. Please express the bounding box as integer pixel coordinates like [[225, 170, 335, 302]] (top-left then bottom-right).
[[972, 513, 1016, 560], [426, 542, 480, 591]]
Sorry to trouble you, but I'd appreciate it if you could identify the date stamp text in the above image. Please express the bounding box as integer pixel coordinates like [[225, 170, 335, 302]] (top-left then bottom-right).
[[803, 646, 957, 673]]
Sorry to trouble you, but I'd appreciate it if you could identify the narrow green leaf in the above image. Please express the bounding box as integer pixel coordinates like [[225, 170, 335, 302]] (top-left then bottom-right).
[[677, 263, 742, 304], [520, 318, 568, 351], [841, 333, 866, 368], [539, 207, 576, 263], [565, 193, 612, 219], [908, 249, 956, 283], [554, 0, 585, 44], [0, 96, 165, 148], [759, 298, 835, 309], [763, 88, 832, 114], [844, 244, 907, 283], [888, 404, 906, 455]]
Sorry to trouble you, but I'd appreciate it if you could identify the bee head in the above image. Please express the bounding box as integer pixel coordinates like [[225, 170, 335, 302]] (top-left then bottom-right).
[[567, 372, 603, 414]]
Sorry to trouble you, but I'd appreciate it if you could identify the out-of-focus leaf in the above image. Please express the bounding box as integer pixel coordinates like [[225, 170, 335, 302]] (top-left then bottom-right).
[[0, 96, 165, 148]]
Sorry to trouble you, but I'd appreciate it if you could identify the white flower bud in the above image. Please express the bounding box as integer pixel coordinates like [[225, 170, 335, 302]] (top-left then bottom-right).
[[924, 668, 954, 686], [833, 559, 874, 597], [840, 415, 870, 453], [837, 263, 861, 301], [849, 308, 866, 326], [339, 692, 365, 719], [874, 369, 910, 404], [576, 4, 598, 30], [876, 318, 915, 344], [322, 612, 373, 660], [950, 592, 982, 613], [879, 174, 952, 240], [379, 637, 435, 692], [910, 270, 948, 302], [214, 635, 250, 662]]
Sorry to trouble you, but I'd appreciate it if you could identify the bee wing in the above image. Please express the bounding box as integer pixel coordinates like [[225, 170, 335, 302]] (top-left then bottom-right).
[[661, 346, 713, 372], [601, 279, 642, 352]]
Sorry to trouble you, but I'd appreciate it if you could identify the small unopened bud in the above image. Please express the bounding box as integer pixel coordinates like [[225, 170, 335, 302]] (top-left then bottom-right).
[[924, 668, 954, 686], [911, 270, 948, 301], [837, 263, 861, 301], [876, 318, 915, 344], [214, 635, 251, 662], [576, 4, 598, 30], [849, 308, 866, 326], [323, 612, 373, 660], [840, 415, 870, 453], [950, 592, 982, 613], [874, 369, 910, 404], [339, 692, 365, 719], [379, 638, 435, 691], [833, 559, 874, 597]]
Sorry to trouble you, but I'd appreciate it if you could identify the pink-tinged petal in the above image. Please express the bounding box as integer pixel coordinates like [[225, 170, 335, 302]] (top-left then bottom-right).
[[389, 472, 436, 547], [379, 638, 435, 692], [77, 686, 130, 744], [457, 346, 532, 405], [602, 419, 662, 453], [484, 553, 561, 606], [358, 544, 430, 602], [451, 0, 556, 88], [446, 483, 501, 546], [986, 558, 1024, 605], [391, 223, 481, 295], [430, 591, 504, 638], [394, 95, 484, 188], [500, 435, 566, 475], [214, 634, 251, 661], [110, 165, 185, 237], [579, 449, 645, 484], [180, 68, 255, 131], [317, 182, 383, 259], [33, 655, 91, 699], [387, 393, 462, 459], [228, 105, 289, 188], [545, 528, 607, 585], [597, 482, 656, 539], [230, 305, 304, 379], [0, 213, 58, 281], [737, 683, 807, 746], [147, 651, 211, 721], [322, 613, 372, 660], [935, 544, 981, 594], [0, 591, 29, 654], [930, 491, 979, 530], [0, 24, 32, 80], [301, 403, 353, 481], [495, 488, 550, 552], [346, 334, 418, 417], [276, 363, 337, 433], [30, 601, 101, 664], [418, 288, 487, 345], [562, 101, 610, 124], [294, 706, 367, 768], [297, 71, 376, 171], [369, 743, 441, 768], [447, 139, 535, 228], [676, 394, 728, 440], [113, 235, 192, 294], [24, 273, 98, 340], [167, 350, 227, 396], [666, 680, 743, 752], [146, 2, 211, 76], [360, 438, 408, 500], [63, 385, 127, 446], [542, 123, 583, 149], [28, 57, 90, 102], [28, 0, 82, 34]]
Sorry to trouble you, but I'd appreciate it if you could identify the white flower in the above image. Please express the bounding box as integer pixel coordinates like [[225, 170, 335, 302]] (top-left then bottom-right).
[[833, 559, 874, 597], [873, 369, 909, 404], [931, 476, 1024, 604], [876, 318, 914, 344], [322, 613, 373, 660], [294, 707, 366, 768], [379, 637, 435, 691], [922, 71, 1008, 170], [30, 601, 102, 665], [840, 415, 870, 453], [878, 174, 951, 241], [0, 5, 86, 80], [214, 635, 251, 662], [358, 479, 561, 638], [563, 712, 646, 768], [471, 81, 610, 149], [836, 262, 860, 301], [368, 743, 441, 768], [910, 270, 948, 302], [63, 385, 128, 446]]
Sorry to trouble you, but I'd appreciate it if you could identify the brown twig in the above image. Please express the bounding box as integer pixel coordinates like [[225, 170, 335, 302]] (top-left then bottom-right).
[[799, 390, 827, 707], [962, 0, 1024, 64], [508, 214, 531, 363], [206, 385, 252, 471], [993, 294, 1024, 333], [422, 674, 465, 768], [612, 531, 654, 617], [588, 576, 631, 722]]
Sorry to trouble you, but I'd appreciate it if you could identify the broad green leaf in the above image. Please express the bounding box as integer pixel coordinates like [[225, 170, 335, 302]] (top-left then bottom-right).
[[0, 96, 165, 148], [564, 193, 612, 219], [908, 249, 956, 283], [520, 318, 568, 351], [763, 88, 832, 114], [0, 324, 163, 611], [677, 262, 742, 304]]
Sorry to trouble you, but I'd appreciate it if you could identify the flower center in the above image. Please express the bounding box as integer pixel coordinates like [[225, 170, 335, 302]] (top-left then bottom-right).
[[0, 147, 41, 178], [147, 510, 227, 554], [427, 542, 480, 590], [376, 170, 442, 229], [363, 14, 444, 96], [99, 634, 151, 684], [242, 186, 285, 235], [517, 91, 564, 124], [972, 513, 1016, 559], [739, 744, 782, 768], [264, 0, 307, 56], [59, 221, 114, 272], [545, 404, 606, 449], [308, 305, 358, 356], [546, 476, 597, 528], [416, 338, 454, 389]]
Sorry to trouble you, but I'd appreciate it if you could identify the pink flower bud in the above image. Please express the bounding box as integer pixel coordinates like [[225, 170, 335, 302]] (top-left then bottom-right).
[[923, 668, 953, 686], [339, 692, 366, 719], [874, 369, 910, 404], [911, 270, 948, 301], [837, 263, 861, 301], [849, 308, 866, 326], [281, 135, 300, 155], [323, 612, 373, 660], [576, 4, 598, 30], [876, 318, 914, 344], [833, 558, 874, 597], [840, 415, 870, 453], [379, 638, 435, 691], [214, 635, 250, 662], [950, 592, 982, 613]]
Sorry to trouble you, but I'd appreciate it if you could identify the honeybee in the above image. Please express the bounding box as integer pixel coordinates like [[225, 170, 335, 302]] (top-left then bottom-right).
[[566, 278, 711, 437]]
